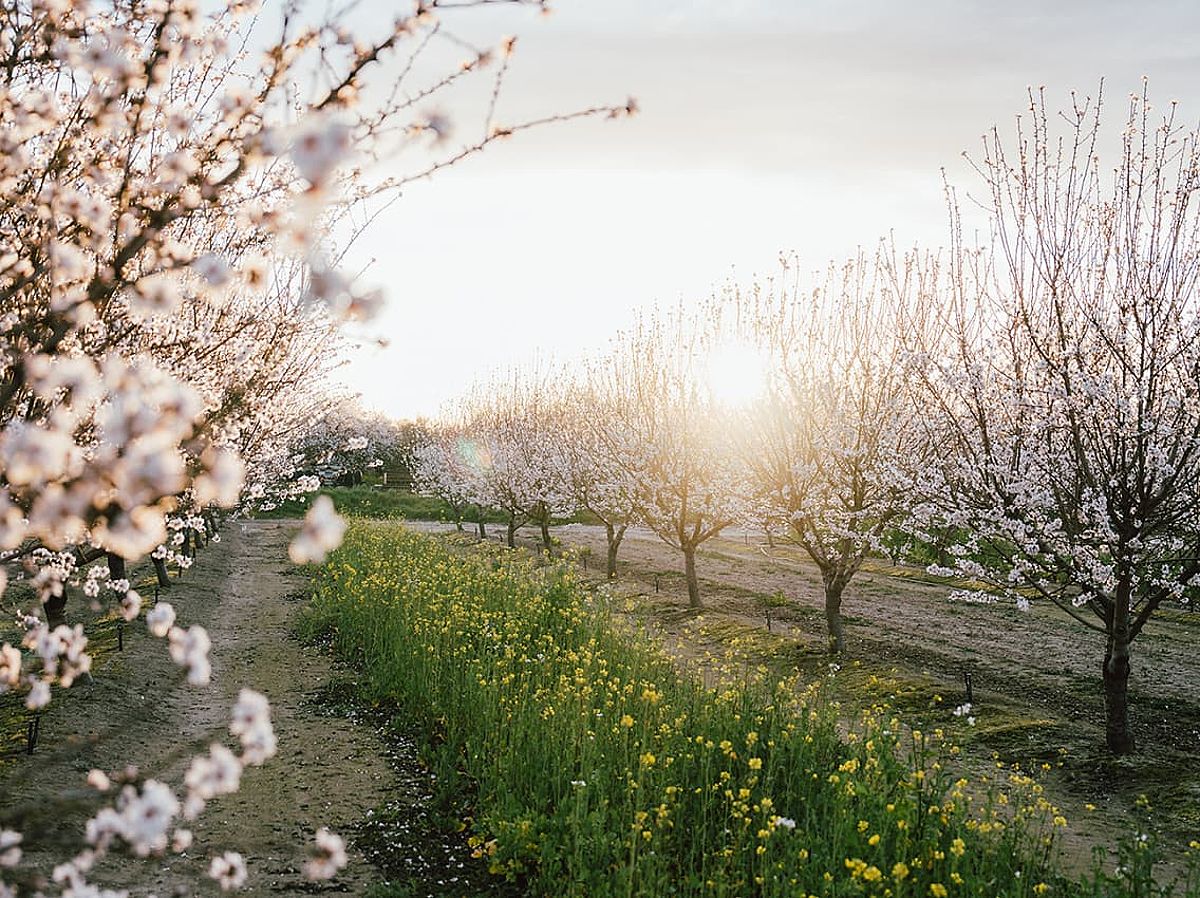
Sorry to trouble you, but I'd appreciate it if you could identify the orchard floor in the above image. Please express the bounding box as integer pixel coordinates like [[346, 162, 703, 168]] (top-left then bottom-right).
[[410, 520, 1200, 879], [0, 520, 440, 897], [5, 516, 1195, 894]]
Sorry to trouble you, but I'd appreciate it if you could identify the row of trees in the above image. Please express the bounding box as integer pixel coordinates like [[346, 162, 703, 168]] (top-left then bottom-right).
[[413, 86, 1200, 758]]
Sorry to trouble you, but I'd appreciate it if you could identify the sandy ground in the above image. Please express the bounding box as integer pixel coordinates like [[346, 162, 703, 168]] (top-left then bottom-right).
[[0, 521, 396, 896]]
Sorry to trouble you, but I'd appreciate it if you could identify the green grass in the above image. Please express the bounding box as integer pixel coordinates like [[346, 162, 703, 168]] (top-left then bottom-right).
[[304, 522, 1200, 898], [253, 487, 495, 523], [254, 486, 599, 526]]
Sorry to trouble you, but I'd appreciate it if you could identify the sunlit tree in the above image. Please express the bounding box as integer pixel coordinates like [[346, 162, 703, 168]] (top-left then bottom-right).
[[411, 421, 490, 535], [456, 370, 573, 550], [739, 252, 923, 653], [590, 307, 743, 608], [908, 86, 1200, 755], [555, 379, 639, 579]]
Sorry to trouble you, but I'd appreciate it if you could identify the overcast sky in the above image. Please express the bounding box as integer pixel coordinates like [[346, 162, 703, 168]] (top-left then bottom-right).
[[338, 0, 1200, 419]]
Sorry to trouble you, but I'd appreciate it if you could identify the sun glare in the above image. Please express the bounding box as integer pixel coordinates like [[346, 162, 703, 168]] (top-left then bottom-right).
[[702, 339, 772, 408]]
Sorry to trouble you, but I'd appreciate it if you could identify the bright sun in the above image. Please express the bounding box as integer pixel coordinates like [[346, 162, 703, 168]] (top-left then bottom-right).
[[702, 339, 772, 408]]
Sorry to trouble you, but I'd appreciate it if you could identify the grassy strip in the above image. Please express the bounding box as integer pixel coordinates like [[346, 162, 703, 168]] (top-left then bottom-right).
[[305, 522, 1199, 898], [254, 487, 472, 522], [254, 486, 599, 527]]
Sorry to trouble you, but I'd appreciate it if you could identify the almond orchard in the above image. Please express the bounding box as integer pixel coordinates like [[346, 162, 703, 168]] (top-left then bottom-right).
[[1, 0, 1199, 895]]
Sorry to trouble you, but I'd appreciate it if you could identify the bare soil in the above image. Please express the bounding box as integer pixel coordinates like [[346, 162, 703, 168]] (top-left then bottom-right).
[[0, 521, 410, 897]]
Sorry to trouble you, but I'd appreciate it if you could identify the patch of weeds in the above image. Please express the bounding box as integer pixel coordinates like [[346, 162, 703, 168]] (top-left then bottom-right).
[[967, 714, 1069, 765], [842, 666, 947, 716], [295, 606, 336, 649], [696, 618, 821, 670], [1154, 607, 1200, 629], [1144, 780, 1200, 844]]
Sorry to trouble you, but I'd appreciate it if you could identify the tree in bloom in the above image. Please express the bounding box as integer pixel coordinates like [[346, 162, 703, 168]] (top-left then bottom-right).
[[589, 307, 744, 608], [0, 0, 628, 691], [289, 400, 403, 487], [907, 85, 1200, 755], [455, 372, 574, 551], [737, 253, 925, 653], [411, 422, 492, 536], [555, 380, 639, 579]]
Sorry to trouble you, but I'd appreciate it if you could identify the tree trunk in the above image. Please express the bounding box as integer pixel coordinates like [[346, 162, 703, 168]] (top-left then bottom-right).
[[506, 516, 516, 548], [683, 543, 702, 609], [107, 553, 127, 584], [153, 556, 171, 588], [605, 523, 626, 580], [539, 518, 553, 554], [44, 586, 68, 629], [823, 572, 846, 655], [477, 519, 486, 539], [1103, 636, 1136, 755]]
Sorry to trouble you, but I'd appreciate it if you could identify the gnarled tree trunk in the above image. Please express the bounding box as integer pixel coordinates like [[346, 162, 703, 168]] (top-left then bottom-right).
[[1103, 623, 1136, 755], [1102, 647, 1134, 755], [1101, 582, 1137, 755]]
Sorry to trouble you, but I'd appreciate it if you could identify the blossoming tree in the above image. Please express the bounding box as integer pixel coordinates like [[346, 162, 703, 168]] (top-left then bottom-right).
[[555, 381, 640, 579], [411, 421, 492, 535], [739, 252, 924, 653], [908, 86, 1200, 755], [0, 0, 629, 890], [455, 371, 574, 550], [590, 308, 743, 608]]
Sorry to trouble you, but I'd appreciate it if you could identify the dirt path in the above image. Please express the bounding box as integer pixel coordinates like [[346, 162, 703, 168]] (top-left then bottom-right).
[[0, 521, 398, 896]]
